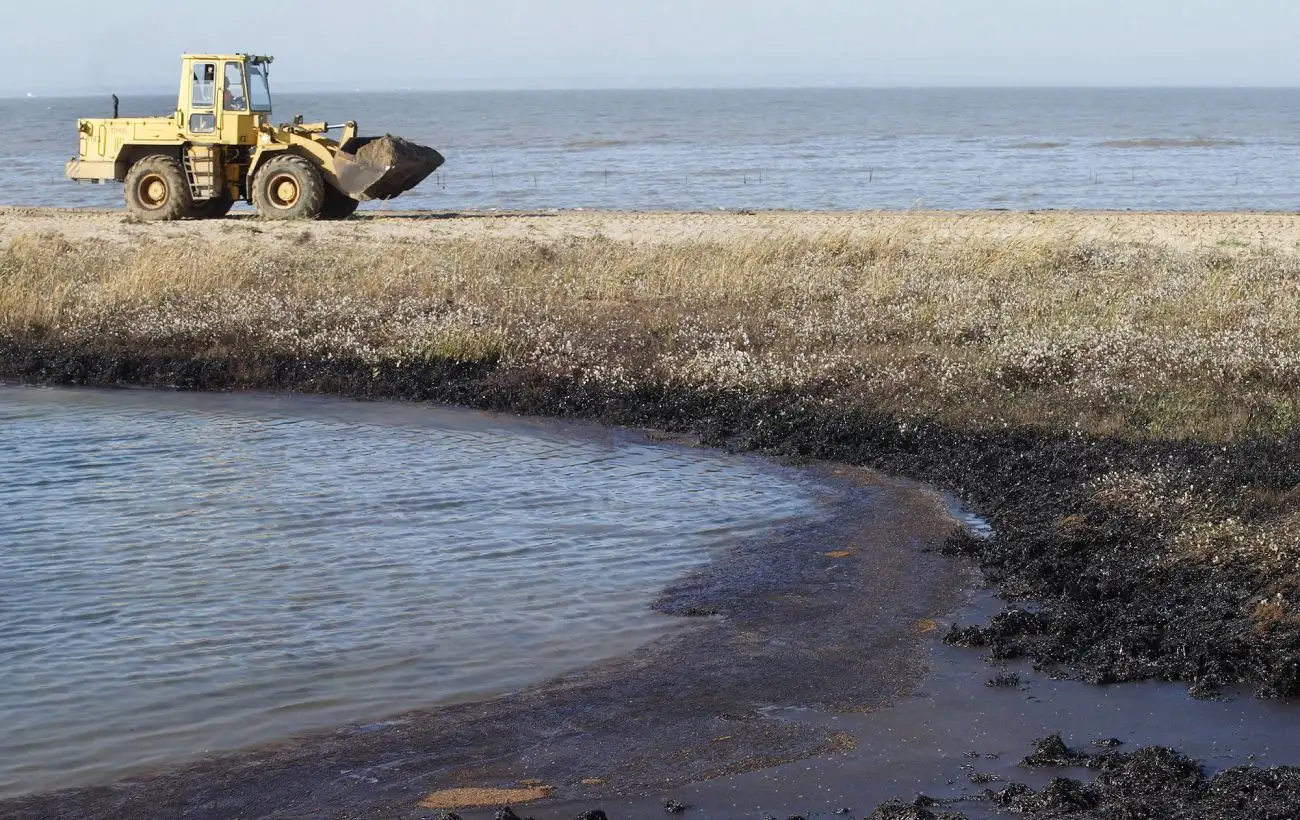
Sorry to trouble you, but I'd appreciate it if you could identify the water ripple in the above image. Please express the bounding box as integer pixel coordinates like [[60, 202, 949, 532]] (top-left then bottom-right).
[[0, 387, 817, 797]]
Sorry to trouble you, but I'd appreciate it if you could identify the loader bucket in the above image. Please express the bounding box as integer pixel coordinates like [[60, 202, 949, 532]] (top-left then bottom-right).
[[334, 135, 445, 201]]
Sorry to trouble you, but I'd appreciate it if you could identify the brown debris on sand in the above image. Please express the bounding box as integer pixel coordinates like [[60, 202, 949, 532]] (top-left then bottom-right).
[[418, 786, 553, 810]]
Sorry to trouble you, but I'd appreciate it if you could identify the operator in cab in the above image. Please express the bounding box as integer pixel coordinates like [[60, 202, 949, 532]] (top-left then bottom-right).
[[223, 62, 247, 111]]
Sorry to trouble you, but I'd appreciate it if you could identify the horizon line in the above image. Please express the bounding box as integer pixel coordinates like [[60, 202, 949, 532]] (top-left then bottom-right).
[[7, 82, 1300, 100]]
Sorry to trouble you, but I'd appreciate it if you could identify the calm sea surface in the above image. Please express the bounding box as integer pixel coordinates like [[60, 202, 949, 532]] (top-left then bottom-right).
[[2, 88, 1300, 211], [0, 386, 816, 796]]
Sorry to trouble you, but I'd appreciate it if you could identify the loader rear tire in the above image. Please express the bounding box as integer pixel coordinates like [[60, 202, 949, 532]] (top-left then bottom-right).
[[124, 156, 193, 221], [320, 186, 360, 220], [193, 195, 235, 219], [252, 154, 325, 220]]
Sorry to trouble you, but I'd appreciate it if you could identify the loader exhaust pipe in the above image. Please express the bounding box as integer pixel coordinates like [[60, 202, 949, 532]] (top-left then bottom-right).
[[112, 95, 119, 119]]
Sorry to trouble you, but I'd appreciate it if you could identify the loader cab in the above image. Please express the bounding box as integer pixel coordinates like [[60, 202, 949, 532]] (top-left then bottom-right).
[[177, 53, 272, 147]]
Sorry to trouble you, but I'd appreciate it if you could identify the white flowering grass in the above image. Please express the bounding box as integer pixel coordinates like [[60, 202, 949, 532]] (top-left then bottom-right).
[[6, 229, 1296, 440]]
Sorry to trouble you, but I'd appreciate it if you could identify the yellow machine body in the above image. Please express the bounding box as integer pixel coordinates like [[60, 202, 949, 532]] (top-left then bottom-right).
[[65, 54, 444, 220]]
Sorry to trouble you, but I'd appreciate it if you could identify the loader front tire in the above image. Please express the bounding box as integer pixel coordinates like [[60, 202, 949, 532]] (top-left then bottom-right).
[[321, 186, 360, 220], [124, 156, 193, 221], [252, 154, 325, 220]]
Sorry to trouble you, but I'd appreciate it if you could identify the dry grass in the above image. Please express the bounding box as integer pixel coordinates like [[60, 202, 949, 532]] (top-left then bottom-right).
[[3, 229, 1297, 440]]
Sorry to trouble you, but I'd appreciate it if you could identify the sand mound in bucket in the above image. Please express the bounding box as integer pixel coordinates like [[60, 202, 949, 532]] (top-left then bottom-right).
[[338, 135, 445, 200], [355, 135, 443, 170]]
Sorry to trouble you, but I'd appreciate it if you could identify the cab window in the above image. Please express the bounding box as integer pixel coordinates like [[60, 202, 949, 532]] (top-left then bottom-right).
[[223, 62, 247, 111], [247, 62, 272, 112], [192, 62, 215, 109]]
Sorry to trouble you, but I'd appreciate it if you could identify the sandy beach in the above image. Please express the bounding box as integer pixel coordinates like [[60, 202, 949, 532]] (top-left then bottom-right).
[[4, 206, 1300, 251]]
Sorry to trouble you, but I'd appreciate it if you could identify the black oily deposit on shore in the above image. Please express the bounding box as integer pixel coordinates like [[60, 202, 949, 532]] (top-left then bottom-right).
[[4, 343, 1300, 702], [867, 735, 1300, 820]]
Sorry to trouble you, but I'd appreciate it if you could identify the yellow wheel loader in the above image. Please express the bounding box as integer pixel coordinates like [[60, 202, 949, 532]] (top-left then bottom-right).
[[65, 54, 445, 220]]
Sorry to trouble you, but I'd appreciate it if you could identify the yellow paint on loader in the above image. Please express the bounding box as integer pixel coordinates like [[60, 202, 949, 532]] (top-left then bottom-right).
[[65, 53, 444, 221]]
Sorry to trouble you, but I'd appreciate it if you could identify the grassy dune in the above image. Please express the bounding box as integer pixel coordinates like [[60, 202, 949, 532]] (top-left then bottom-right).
[[3, 226, 1299, 693]]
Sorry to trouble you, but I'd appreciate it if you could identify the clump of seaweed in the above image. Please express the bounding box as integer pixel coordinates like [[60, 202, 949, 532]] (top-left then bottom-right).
[[880, 738, 1300, 819]]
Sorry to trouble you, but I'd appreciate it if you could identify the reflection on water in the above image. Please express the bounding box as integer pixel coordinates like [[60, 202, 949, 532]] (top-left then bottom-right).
[[0, 387, 816, 796]]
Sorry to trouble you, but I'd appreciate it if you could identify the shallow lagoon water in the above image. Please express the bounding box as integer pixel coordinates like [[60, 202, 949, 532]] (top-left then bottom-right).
[[0, 386, 817, 796]]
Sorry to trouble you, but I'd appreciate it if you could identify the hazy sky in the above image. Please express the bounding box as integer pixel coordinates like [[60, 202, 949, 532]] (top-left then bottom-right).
[[4, 0, 1300, 95]]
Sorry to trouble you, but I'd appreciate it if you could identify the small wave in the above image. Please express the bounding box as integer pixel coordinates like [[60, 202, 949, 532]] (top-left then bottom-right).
[[563, 138, 633, 151], [1006, 141, 1068, 150], [1098, 137, 1244, 149]]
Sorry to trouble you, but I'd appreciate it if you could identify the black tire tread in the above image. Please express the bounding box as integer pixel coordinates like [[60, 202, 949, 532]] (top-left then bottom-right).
[[123, 155, 194, 221], [251, 154, 325, 220]]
